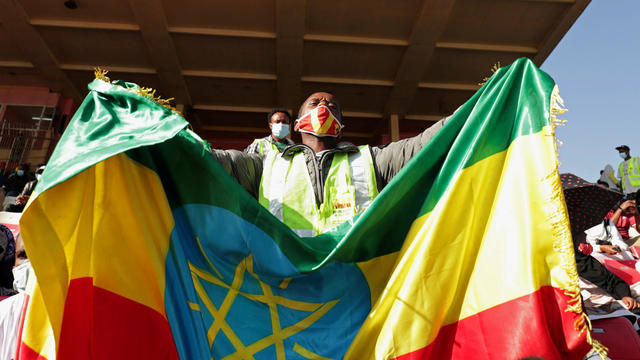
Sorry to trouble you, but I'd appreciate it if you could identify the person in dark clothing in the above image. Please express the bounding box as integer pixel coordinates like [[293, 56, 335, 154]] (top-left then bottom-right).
[[575, 250, 638, 309], [0, 167, 6, 188], [4, 165, 44, 213], [573, 231, 638, 309], [2, 164, 30, 197], [0, 224, 16, 296]]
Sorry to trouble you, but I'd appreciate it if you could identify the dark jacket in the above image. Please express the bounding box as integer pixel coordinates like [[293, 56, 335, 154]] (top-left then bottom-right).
[[3, 173, 29, 196], [575, 251, 632, 300], [210, 116, 450, 201]]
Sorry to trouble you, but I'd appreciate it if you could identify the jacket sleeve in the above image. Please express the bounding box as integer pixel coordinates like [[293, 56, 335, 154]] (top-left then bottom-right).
[[370, 115, 450, 188], [575, 251, 632, 299], [209, 149, 264, 198]]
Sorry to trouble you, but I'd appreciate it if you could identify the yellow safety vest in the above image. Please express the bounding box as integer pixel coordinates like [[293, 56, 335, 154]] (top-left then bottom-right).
[[618, 157, 640, 192], [259, 146, 378, 236]]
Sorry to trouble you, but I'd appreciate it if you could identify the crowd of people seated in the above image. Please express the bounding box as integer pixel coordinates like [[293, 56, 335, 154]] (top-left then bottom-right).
[[0, 163, 42, 355], [571, 146, 640, 348]]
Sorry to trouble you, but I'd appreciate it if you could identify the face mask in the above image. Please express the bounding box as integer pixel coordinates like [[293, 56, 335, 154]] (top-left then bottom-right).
[[36, 173, 42, 181], [12, 260, 31, 293], [271, 123, 290, 139], [620, 152, 628, 159], [16, 170, 24, 176], [296, 105, 344, 137]]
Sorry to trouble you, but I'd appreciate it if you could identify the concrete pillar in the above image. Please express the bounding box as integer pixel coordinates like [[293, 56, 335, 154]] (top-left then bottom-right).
[[390, 114, 400, 142]]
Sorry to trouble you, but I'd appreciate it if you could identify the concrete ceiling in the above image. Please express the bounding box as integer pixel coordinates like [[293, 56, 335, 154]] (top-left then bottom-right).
[[0, 0, 590, 147]]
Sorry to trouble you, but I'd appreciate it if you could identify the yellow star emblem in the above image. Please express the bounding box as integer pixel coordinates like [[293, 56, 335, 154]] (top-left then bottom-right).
[[187, 240, 339, 359]]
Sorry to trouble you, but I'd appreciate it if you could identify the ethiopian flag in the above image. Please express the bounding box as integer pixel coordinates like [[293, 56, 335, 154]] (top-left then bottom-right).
[[17, 58, 599, 359]]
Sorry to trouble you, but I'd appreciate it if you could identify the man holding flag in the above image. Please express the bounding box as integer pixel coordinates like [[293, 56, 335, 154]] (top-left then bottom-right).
[[16, 58, 601, 359], [211, 91, 449, 236]]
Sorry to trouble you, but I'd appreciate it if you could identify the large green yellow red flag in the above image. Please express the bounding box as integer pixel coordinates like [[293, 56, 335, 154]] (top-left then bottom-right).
[[17, 58, 602, 359]]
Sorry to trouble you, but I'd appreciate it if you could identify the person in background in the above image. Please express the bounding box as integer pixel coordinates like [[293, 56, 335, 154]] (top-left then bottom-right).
[[616, 145, 640, 196], [244, 109, 295, 155], [0, 166, 6, 188], [574, 232, 639, 311], [0, 224, 15, 296], [604, 199, 640, 249], [597, 164, 619, 189], [2, 164, 30, 197], [4, 164, 45, 213], [0, 231, 30, 360], [576, 251, 639, 310]]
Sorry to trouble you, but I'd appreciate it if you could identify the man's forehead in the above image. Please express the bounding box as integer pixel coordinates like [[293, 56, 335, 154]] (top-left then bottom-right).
[[305, 92, 339, 104]]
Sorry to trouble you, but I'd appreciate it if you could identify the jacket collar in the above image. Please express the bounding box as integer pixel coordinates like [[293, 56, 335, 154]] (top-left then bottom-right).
[[281, 142, 359, 158]]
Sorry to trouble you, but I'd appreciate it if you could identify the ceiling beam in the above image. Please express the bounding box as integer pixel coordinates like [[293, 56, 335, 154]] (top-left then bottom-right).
[[0, 0, 81, 101], [384, 0, 457, 117], [182, 70, 276, 81], [169, 26, 276, 39], [435, 41, 537, 53], [0, 61, 33, 68], [521, 0, 575, 3], [60, 64, 157, 74], [126, 0, 191, 104], [404, 114, 446, 121], [302, 76, 394, 87], [275, 0, 306, 111], [193, 104, 273, 113], [30, 19, 140, 31], [534, 0, 591, 65], [304, 34, 409, 46], [418, 82, 480, 91], [342, 111, 382, 118]]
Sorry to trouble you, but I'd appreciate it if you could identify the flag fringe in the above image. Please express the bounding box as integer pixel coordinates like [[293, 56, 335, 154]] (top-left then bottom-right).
[[93, 68, 182, 116], [546, 85, 608, 359], [549, 85, 567, 167], [478, 62, 501, 86]]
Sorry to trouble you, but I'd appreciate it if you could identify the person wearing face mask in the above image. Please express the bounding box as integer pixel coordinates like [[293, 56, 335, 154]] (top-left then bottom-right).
[[4, 165, 44, 213], [210, 92, 450, 236], [1, 164, 30, 198], [616, 145, 640, 196], [244, 109, 295, 155]]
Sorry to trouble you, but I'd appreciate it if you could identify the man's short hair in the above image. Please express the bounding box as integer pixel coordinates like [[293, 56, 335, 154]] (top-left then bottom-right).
[[267, 109, 292, 124]]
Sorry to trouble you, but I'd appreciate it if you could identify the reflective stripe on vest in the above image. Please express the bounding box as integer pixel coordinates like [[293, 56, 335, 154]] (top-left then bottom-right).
[[259, 145, 378, 236], [254, 138, 279, 155]]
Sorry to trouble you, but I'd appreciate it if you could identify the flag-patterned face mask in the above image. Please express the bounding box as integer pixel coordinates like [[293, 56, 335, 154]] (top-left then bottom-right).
[[296, 105, 344, 137]]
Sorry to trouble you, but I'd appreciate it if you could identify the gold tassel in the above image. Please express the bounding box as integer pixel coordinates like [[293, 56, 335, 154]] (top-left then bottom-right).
[[134, 87, 180, 115], [549, 85, 568, 167], [544, 85, 608, 359], [478, 62, 501, 86], [93, 67, 182, 116], [94, 67, 111, 82]]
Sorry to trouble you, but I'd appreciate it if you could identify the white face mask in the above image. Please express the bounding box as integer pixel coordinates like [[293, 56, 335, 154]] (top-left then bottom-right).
[[620, 152, 628, 159], [36, 173, 42, 181], [16, 170, 24, 176], [12, 260, 31, 293], [271, 123, 290, 139]]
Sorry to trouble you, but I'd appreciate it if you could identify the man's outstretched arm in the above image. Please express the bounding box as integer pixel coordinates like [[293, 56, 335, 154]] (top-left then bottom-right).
[[370, 115, 451, 189], [209, 148, 263, 198]]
